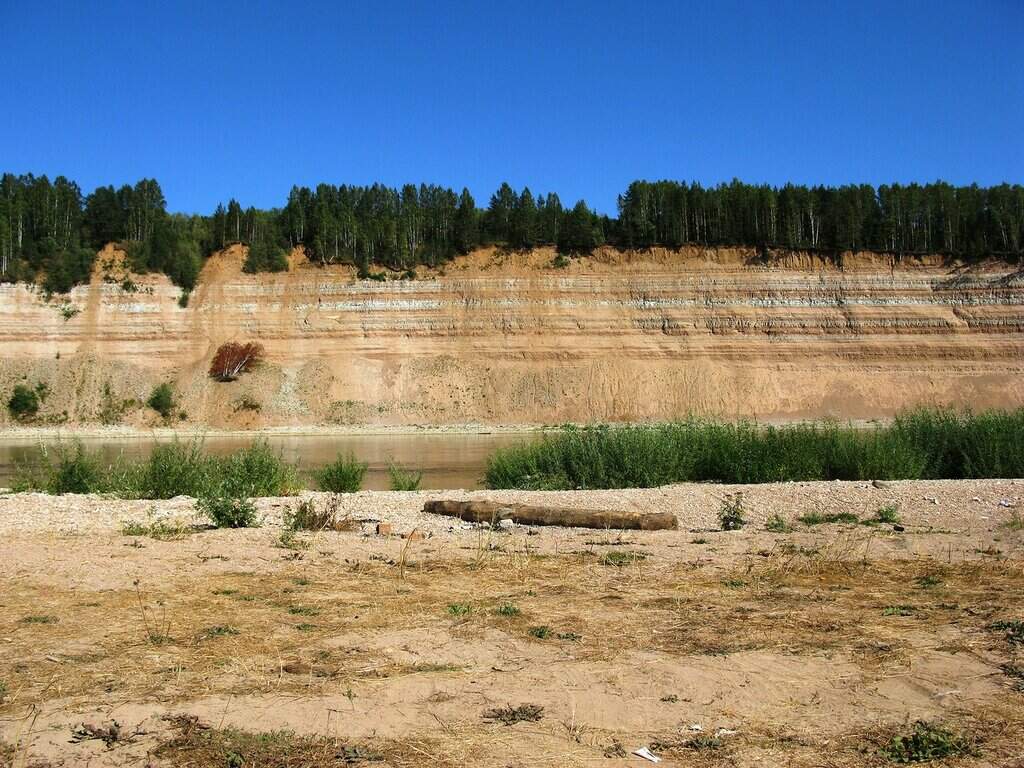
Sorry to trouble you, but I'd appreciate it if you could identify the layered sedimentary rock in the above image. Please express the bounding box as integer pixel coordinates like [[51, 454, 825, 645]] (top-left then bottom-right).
[[0, 244, 1021, 427]]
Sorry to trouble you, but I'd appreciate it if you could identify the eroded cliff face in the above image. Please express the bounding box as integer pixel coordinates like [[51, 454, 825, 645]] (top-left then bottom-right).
[[1, 243, 1022, 427]]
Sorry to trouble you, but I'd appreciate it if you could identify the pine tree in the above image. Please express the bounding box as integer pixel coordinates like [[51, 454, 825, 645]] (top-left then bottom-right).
[[454, 188, 479, 253]]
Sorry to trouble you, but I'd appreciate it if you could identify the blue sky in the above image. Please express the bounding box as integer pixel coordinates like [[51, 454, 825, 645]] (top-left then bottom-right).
[[2, 0, 1022, 215]]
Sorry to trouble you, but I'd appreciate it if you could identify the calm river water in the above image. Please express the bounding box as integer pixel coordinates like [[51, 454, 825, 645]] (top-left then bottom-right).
[[0, 432, 535, 491]]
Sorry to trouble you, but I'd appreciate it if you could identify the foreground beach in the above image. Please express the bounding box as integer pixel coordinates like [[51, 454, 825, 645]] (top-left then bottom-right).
[[1, 479, 1022, 766]]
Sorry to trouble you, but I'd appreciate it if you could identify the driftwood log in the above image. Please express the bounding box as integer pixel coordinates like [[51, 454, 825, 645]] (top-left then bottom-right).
[[423, 500, 677, 531]]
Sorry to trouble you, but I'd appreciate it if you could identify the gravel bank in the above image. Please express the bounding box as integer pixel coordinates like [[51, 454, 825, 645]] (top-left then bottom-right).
[[1, 479, 1020, 536]]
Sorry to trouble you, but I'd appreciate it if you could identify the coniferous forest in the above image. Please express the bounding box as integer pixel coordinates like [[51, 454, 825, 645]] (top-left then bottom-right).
[[1, 173, 1021, 292]]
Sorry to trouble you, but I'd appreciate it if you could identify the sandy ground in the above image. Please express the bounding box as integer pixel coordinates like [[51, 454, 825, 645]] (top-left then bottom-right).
[[1, 480, 1023, 767]]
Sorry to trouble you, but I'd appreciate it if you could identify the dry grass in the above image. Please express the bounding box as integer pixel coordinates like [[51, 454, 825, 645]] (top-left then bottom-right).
[[2, 544, 1021, 702], [154, 714, 456, 767], [1, 525, 1022, 766]]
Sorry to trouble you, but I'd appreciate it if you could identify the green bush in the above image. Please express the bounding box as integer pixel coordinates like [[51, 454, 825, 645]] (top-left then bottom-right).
[[719, 494, 746, 530], [484, 408, 1024, 490], [49, 443, 107, 494], [314, 453, 367, 493], [219, 440, 299, 497], [146, 382, 176, 419], [15, 441, 109, 495], [114, 440, 219, 499], [387, 463, 422, 491], [7, 384, 40, 420], [197, 489, 258, 528]]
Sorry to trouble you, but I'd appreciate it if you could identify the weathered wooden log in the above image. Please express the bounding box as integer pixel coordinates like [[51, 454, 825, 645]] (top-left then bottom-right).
[[423, 500, 677, 530]]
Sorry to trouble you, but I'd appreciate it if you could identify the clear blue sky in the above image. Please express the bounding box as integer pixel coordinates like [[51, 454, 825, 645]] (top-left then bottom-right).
[[2, 0, 1022, 215]]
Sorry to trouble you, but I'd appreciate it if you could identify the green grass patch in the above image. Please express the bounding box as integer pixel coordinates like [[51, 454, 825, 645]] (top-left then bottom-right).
[[484, 407, 1024, 489], [880, 721, 973, 763], [989, 619, 1024, 645], [494, 602, 520, 617], [882, 605, 915, 616], [873, 504, 902, 524], [915, 574, 944, 589], [121, 518, 195, 539], [196, 625, 240, 641], [798, 511, 860, 526]]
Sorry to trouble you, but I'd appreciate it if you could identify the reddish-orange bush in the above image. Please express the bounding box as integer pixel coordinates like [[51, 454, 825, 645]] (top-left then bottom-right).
[[209, 342, 264, 382]]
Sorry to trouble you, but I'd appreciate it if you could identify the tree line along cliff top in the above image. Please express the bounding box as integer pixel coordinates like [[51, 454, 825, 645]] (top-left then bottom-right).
[[1, 173, 1021, 294]]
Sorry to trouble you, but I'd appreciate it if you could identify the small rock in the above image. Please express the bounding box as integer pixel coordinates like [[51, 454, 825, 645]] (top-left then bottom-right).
[[404, 530, 427, 541], [872, 480, 893, 489], [893, 524, 906, 532], [497, 518, 515, 530], [375, 522, 393, 536]]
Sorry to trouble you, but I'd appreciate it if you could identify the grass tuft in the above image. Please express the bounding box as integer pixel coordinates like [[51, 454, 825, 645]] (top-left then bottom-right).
[[387, 463, 423, 491], [494, 602, 520, 617], [314, 453, 367, 493], [600, 550, 647, 567], [799, 511, 860, 526], [284, 496, 357, 532], [483, 703, 544, 725], [20, 614, 58, 624], [989, 619, 1024, 645]]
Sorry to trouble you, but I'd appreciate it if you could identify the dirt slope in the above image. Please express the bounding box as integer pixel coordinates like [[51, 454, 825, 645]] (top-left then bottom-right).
[[0, 244, 1022, 428]]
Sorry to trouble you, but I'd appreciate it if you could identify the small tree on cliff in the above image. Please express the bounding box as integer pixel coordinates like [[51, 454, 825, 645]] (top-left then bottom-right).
[[7, 384, 40, 420], [209, 342, 265, 382], [147, 382, 176, 418]]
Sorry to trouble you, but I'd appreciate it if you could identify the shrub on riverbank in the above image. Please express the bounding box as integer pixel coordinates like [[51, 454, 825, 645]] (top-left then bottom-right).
[[14, 439, 298, 499], [484, 408, 1024, 490], [314, 453, 367, 493], [16, 441, 109, 494], [387, 463, 423, 491]]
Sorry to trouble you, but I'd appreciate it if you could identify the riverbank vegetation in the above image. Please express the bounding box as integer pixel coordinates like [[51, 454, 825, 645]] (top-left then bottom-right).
[[2, 173, 1021, 291], [7, 408, 1022, 499], [12, 440, 299, 498], [484, 408, 1024, 490]]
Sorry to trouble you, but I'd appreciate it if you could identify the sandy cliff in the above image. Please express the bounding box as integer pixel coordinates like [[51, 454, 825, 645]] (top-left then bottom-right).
[[1, 243, 1022, 427]]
